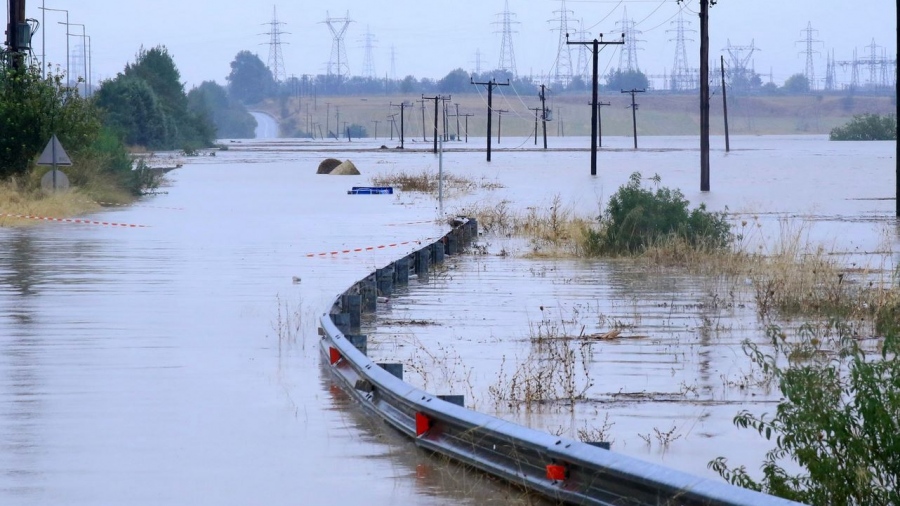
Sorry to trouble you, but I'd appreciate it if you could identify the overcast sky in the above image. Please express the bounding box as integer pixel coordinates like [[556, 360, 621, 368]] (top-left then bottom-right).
[[22, 0, 897, 90]]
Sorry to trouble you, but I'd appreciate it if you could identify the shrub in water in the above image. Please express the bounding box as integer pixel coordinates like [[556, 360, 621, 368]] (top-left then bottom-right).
[[829, 113, 897, 141], [584, 172, 731, 255]]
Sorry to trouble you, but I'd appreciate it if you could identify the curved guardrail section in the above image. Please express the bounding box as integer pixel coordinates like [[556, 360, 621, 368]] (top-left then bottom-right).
[[319, 218, 804, 506]]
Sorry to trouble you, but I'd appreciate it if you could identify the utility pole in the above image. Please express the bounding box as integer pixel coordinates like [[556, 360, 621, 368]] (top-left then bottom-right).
[[334, 106, 341, 140], [678, 0, 712, 191], [390, 101, 408, 148], [721, 54, 730, 152], [6, 0, 27, 69], [597, 101, 610, 148], [343, 121, 350, 142], [416, 99, 427, 141], [621, 88, 645, 149], [470, 78, 509, 161], [387, 114, 397, 140], [325, 102, 331, 138], [461, 113, 474, 143], [371, 120, 379, 139], [454, 104, 461, 141], [566, 33, 625, 175], [539, 84, 549, 149], [529, 107, 541, 145], [495, 109, 509, 143], [441, 96, 452, 141], [422, 94, 450, 153]]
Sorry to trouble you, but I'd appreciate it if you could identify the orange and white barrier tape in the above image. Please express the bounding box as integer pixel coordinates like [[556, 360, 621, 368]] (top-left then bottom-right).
[[0, 212, 149, 228], [95, 201, 184, 211], [305, 237, 438, 258]]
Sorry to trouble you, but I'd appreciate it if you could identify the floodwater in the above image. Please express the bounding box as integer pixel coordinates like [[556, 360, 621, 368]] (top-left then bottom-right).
[[0, 134, 894, 504]]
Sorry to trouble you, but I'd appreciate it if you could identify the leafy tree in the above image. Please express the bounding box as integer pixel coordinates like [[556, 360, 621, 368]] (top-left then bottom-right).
[[400, 75, 419, 94], [124, 46, 186, 112], [710, 321, 900, 505], [782, 73, 810, 94], [605, 69, 649, 91], [584, 172, 730, 255], [187, 81, 257, 139], [227, 51, 275, 104], [95, 76, 171, 148], [0, 65, 99, 179], [829, 114, 897, 141], [439, 68, 471, 93]]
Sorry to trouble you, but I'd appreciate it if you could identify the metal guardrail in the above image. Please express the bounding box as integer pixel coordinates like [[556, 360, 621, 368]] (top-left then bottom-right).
[[319, 218, 804, 506]]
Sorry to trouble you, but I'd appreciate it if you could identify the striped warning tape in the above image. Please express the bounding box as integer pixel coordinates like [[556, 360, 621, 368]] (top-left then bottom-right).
[[0, 213, 149, 228], [305, 237, 438, 258], [95, 201, 185, 211]]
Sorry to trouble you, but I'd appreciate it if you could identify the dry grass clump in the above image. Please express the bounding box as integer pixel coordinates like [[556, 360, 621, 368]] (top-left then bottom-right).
[[0, 178, 103, 227], [371, 169, 501, 196]]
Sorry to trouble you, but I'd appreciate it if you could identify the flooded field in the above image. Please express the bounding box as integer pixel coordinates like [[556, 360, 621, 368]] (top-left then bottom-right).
[[0, 134, 894, 504]]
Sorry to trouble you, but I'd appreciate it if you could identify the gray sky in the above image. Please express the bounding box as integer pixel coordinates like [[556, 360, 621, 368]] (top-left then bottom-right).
[[24, 0, 897, 91]]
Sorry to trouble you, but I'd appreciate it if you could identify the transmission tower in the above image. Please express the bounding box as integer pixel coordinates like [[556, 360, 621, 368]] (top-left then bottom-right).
[[261, 6, 289, 83], [667, 9, 695, 91], [549, 0, 574, 85], [390, 45, 397, 80], [825, 49, 836, 91], [323, 11, 352, 80], [359, 26, 377, 79], [494, 0, 519, 76], [572, 20, 591, 80], [617, 7, 644, 72], [724, 39, 759, 88], [796, 22, 822, 90], [471, 48, 484, 75]]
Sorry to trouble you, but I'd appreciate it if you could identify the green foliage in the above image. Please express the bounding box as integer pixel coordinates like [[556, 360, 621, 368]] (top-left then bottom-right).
[[439, 68, 471, 93], [829, 114, 897, 141], [95, 45, 214, 150], [187, 81, 257, 139], [0, 65, 99, 179], [711, 322, 900, 505], [585, 172, 731, 255], [226, 50, 275, 104], [782, 73, 811, 94], [605, 69, 649, 92]]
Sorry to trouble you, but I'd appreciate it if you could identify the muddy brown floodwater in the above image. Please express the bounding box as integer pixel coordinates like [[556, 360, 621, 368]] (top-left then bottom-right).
[[0, 135, 894, 504]]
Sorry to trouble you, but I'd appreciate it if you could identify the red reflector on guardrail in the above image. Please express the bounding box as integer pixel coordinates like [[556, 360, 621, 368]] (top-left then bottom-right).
[[415, 412, 431, 436], [546, 464, 567, 481], [329, 347, 342, 365]]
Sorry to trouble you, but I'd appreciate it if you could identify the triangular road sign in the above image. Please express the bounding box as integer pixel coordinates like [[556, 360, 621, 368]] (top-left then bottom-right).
[[36, 134, 73, 166]]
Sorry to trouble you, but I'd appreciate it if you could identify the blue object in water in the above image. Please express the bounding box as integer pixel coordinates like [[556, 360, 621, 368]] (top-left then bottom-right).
[[347, 186, 394, 195]]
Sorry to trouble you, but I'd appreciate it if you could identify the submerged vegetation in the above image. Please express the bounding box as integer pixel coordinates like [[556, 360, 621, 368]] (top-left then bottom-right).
[[829, 113, 897, 141]]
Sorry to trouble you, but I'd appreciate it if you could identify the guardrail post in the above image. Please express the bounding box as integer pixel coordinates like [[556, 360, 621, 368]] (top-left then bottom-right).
[[377, 266, 394, 296], [345, 334, 367, 355], [361, 279, 377, 312], [431, 241, 445, 264], [415, 248, 430, 276], [446, 232, 458, 255], [394, 257, 409, 286], [347, 294, 361, 328], [377, 362, 403, 380], [331, 312, 351, 332]]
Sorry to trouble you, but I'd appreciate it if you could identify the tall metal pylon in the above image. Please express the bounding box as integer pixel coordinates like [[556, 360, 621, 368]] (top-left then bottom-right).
[[472, 48, 484, 75], [667, 9, 695, 91], [724, 39, 759, 86], [617, 7, 644, 72], [825, 49, 836, 91], [549, 0, 574, 85], [573, 20, 591, 80], [261, 6, 289, 83], [359, 26, 377, 79], [796, 22, 821, 90], [390, 45, 397, 80], [323, 11, 352, 80], [494, 0, 519, 76]]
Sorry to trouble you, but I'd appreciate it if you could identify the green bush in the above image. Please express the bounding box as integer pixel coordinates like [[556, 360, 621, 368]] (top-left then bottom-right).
[[710, 321, 900, 505], [829, 113, 897, 141], [583, 172, 731, 255]]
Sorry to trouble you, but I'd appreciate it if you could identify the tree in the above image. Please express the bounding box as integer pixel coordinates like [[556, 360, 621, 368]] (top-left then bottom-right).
[[400, 75, 419, 94], [439, 68, 471, 93], [710, 322, 900, 505], [605, 69, 649, 91], [95, 76, 171, 148], [124, 46, 186, 112], [227, 51, 275, 104], [187, 81, 257, 139], [782, 73, 811, 94], [830, 114, 897, 141]]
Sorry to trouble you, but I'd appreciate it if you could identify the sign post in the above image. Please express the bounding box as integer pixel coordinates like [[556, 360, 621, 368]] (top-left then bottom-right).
[[36, 135, 73, 191]]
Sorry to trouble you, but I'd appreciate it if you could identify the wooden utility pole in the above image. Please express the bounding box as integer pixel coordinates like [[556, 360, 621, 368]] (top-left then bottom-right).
[[416, 99, 427, 141], [6, 0, 26, 69], [529, 107, 541, 145], [621, 89, 645, 149], [422, 95, 450, 153], [496, 109, 509, 143], [454, 104, 461, 141], [597, 101, 611, 148], [371, 120, 379, 139], [461, 113, 474, 143], [721, 55, 730, 152], [470, 78, 509, 161], [699, 0, 711, 191], [390, 102, 408, 148], [566, 33, 625, 175], [539, 84, 549, 149]]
